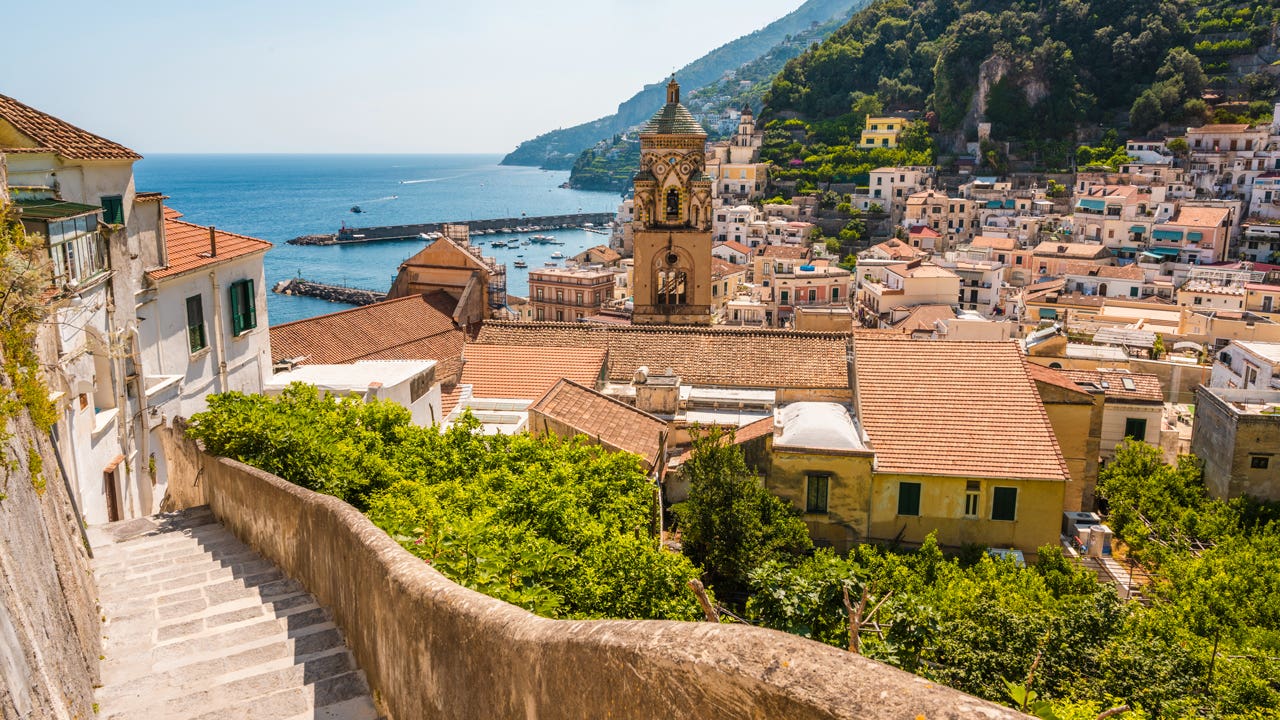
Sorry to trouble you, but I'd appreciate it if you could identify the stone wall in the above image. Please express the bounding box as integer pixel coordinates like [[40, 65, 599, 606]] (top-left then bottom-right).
[[0, 409, 100, 718], [164, 443, 1027, 720]]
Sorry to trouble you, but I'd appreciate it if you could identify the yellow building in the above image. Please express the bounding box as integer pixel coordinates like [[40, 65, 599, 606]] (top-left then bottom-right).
[[760, 336, 1071, 557], [631, 77, 715, 325], [859, 117, 909, 149]]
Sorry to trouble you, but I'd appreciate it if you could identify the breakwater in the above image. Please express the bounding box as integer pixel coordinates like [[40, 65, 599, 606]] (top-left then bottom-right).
[[289, 212, 615, 246], [272, 278, 386, 306]]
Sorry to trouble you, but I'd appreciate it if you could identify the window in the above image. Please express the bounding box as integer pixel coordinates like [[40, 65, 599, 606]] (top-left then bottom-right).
[[806, 475, 829, 513], [556, 309, 564, 321], [44, 212, 108, 286], [807, 288, 816, 303], [1123, 417, 1148, 441], [964, 481, 980, 518], [185, 295, 207, 353], [656, 270, 687, 305], [100, 195, 124, 225], [897, 482, 921, 516], [228, 279, 256, 336], [780, 290, 789, 305], [1129, 286, 1139, 298], [991, 487, 1018, 521], [831, 286, 840, 302], [575, 291, 583, 306], [665, 189, 680, 221], [536, 287, 544, 300], [1252, 456, 1271, 470], [536, 307, 545, 321]]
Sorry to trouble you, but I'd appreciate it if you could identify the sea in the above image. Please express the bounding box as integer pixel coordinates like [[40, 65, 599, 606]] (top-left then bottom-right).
[[133, 155, 623, 326]]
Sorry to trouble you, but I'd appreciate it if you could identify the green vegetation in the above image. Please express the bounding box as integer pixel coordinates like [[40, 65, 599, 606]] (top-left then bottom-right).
[[567, 135, 640, 192], [0, 205, 55, 439], [188, 385, 704, 620], [763, 0, 1280, 176], [761, 116, 934, 185], [1077, 130, 1135, 171]]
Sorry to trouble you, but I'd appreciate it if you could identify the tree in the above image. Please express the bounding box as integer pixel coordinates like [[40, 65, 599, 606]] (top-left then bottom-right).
[[1129, 90, 1164, 135], [673, 427, 812, 600], [1156, 48, 1207, 100]]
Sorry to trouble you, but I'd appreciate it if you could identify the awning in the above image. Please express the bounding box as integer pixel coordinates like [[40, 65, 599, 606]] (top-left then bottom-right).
[[1039, 308, 1058, 319], [1129, 225, 1146, 234], [1146, 247, 1181, 257], [1188, 231, 1204, 242], [15, 198, 102, 221], [1077, 199, 1106, 211], [1152, 229, 1183, 241]]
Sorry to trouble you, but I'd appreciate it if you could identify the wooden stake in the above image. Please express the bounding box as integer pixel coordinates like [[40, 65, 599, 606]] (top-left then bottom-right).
[[688, 579, 719, 623], [843, 584, 870, 654]]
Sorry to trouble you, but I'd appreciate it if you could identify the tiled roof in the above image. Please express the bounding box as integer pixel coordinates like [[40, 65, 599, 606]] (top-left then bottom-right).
[[712, 257, 744, 279], [459, 344, 606, 402], [760, 244, 810, 259], [1166, 206, 1230, 228], [1033, 241, 1111, 259], [853, 335, 1069, 481], [270, 292, 464, 368], [1187, 124, 1252, 133], [869, 239, 924, 260], [475, 321, 851, 390], [147, 211, 272, 281], [531, 379, 667, 468], [640, 101, 706, 136], [668, 415, 774, 466], [1025, 362, 1093, 397], [892, 304, 956, 332], [571, 245, 622, 265], [896, 263, 958, 279], [717, 240, 751, 255], [1060, 369, 1164, 403], [971, 236, 1017, 251], [1059, 261, 1144, 281], [908, 225, 942, 238], [0, 93, 141, 160]]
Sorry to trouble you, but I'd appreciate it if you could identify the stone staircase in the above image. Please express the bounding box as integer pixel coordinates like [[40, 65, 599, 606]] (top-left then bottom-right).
[[89, 507, 380, 720]]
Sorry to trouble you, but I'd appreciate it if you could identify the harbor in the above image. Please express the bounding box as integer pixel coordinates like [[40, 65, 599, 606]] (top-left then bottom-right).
[[289, 211, 615, 246]]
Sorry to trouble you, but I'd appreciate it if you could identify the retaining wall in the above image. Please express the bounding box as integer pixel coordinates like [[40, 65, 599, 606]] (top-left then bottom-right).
[[166, 446, 1027, 720]]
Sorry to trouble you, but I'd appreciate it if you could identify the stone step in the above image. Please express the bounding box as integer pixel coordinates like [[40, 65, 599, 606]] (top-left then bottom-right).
[[280, 694, 382, 720]]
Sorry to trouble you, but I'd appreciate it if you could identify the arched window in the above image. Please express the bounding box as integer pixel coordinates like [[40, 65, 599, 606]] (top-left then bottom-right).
[[656, 269, 688, 306], [665, 189, 680, 222]]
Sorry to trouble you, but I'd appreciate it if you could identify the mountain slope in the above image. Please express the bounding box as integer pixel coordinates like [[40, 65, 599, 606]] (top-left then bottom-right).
[[501, 0, 863, 169]]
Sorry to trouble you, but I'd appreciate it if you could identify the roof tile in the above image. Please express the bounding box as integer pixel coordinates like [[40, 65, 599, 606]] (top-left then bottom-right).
[[270, 292, 464, 367], [147, 211, 272, 281], [531, 379, 668, 468], [0, 93, 140, 160]]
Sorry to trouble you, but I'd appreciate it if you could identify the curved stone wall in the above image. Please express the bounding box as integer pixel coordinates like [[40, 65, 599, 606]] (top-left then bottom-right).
[[186, 453, 1026, 720]]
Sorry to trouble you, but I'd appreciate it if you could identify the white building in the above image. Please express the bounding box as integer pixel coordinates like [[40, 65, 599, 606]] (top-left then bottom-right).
[[1211, 340, 1280, 391], [266, 360, 442, 427]]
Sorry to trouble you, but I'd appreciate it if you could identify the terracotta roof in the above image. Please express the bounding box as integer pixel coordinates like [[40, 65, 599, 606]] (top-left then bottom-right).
[[971, 236, 1017, 251], [895, 263, 958, 279], [1025, 362, 1094, 398], [459, 344, 606, 402], [892, 304, 956, 332], [712, 257, 745, 279], [908, 225, 942, 238], [1187, 124, 1251, 133], [531, 379, 667, 469], [868, 239, 925, 261], [572, 245, 622, 265], [1060, 369, 1163, 403], [717, 240, 751, 255], [1033, 241, 1112, 259], [1166, 206, 1230, 228], [475, 321, 850, 390], [148, 211, 272, 281], [1058, 261, 1144, 281], [853, 335, 1069, 481], [669, 415, 774, 466], [760, 244, 810, 259], [270, 292, 464, 369], [0, 93, 141, 160]]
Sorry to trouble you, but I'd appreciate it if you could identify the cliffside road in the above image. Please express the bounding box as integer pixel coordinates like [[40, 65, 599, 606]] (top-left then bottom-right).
[[89, 507, 381, 720]]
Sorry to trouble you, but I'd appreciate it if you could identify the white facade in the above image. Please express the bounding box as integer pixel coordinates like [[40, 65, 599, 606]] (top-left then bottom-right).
[[266, 361, 443, 427], [1211, 341, 1280, 391]]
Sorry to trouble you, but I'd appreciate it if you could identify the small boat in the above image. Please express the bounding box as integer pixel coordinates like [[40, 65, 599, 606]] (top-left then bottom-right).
[[544, 261, 558, 267], [350, 206, 363, 213], [514, 260, 528, 268], [491, 240, 506, 248], [550, 251, 563, 258]]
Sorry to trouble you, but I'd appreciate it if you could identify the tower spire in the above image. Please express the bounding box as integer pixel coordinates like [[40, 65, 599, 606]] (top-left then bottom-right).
[[667, 75, 680, 105]]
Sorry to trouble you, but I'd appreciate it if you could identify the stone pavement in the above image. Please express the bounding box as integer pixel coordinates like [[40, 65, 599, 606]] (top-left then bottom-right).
[[89, 507, 381, 720]]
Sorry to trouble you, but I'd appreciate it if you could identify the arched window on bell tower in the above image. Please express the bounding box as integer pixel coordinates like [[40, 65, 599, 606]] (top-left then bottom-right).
[[665, 188, 680, 223]]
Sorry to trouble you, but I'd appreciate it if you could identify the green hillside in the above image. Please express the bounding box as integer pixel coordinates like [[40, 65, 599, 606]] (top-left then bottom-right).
[[762, 0, 1280, 180], [501, 0, 865, 169]]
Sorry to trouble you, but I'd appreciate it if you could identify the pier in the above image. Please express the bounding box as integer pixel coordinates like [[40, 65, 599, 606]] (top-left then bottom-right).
[[288, 212, 615, 246], [273, 278, 387, 306]]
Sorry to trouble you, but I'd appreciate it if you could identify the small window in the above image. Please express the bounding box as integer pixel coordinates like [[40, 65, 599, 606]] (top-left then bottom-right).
[[897, 481, 921, 517], [185, 295, 207, 353], [1124, 417, 1148, 441], [1121, 377, 1137, 391], [806, 475, 829, 513], [228, 279, 257, 336], [964, 480, 980, 518], [991, 487, 1017, 521], [1252, 456, 1270, 470], [100, 195, 124, 225]]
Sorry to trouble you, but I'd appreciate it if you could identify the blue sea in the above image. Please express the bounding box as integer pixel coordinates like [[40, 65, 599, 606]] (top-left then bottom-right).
[[133, 155, 622, 325]]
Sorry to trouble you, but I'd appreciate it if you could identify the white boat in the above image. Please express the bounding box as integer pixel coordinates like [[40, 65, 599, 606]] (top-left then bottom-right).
[[550, 251, 563, 258], [514, 260, 528, 269]]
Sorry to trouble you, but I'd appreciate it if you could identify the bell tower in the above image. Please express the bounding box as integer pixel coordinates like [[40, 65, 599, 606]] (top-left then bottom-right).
[[632, 76, 714, 325]]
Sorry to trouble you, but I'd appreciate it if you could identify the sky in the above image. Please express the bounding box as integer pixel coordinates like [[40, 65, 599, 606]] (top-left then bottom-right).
[[2, 1, 805, 154]]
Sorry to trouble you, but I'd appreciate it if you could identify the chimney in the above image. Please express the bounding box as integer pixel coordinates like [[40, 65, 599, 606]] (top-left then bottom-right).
[[209, 226, 218, 257]]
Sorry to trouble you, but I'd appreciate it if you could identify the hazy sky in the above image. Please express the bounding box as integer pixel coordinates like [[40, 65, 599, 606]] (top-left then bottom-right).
[[2, 1, 803, 154]]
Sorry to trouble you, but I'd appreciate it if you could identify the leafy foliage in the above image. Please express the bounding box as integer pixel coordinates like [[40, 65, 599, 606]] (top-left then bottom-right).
[[0, 204, 56, 441], [189, 386, 704, 621], [672, 427, 812, 600]]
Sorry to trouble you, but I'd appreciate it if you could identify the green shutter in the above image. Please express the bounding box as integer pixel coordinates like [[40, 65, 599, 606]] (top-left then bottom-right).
[[806, 475, 829, 513], [229, 281, 244, 335], [243, 279, 257, 331], [1124, 417, 1147, 441], [229, 280, 257, 335], [992, 487, 1018, 521], [897, 482, 921, 516], [186, 295, 207, 352]]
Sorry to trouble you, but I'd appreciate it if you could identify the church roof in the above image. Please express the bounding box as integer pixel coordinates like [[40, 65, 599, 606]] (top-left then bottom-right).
[[640, 79, 705, 136]]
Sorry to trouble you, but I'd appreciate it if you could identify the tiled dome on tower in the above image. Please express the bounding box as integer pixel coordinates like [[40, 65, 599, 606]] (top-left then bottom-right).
[[639, 77, 706, 137]]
